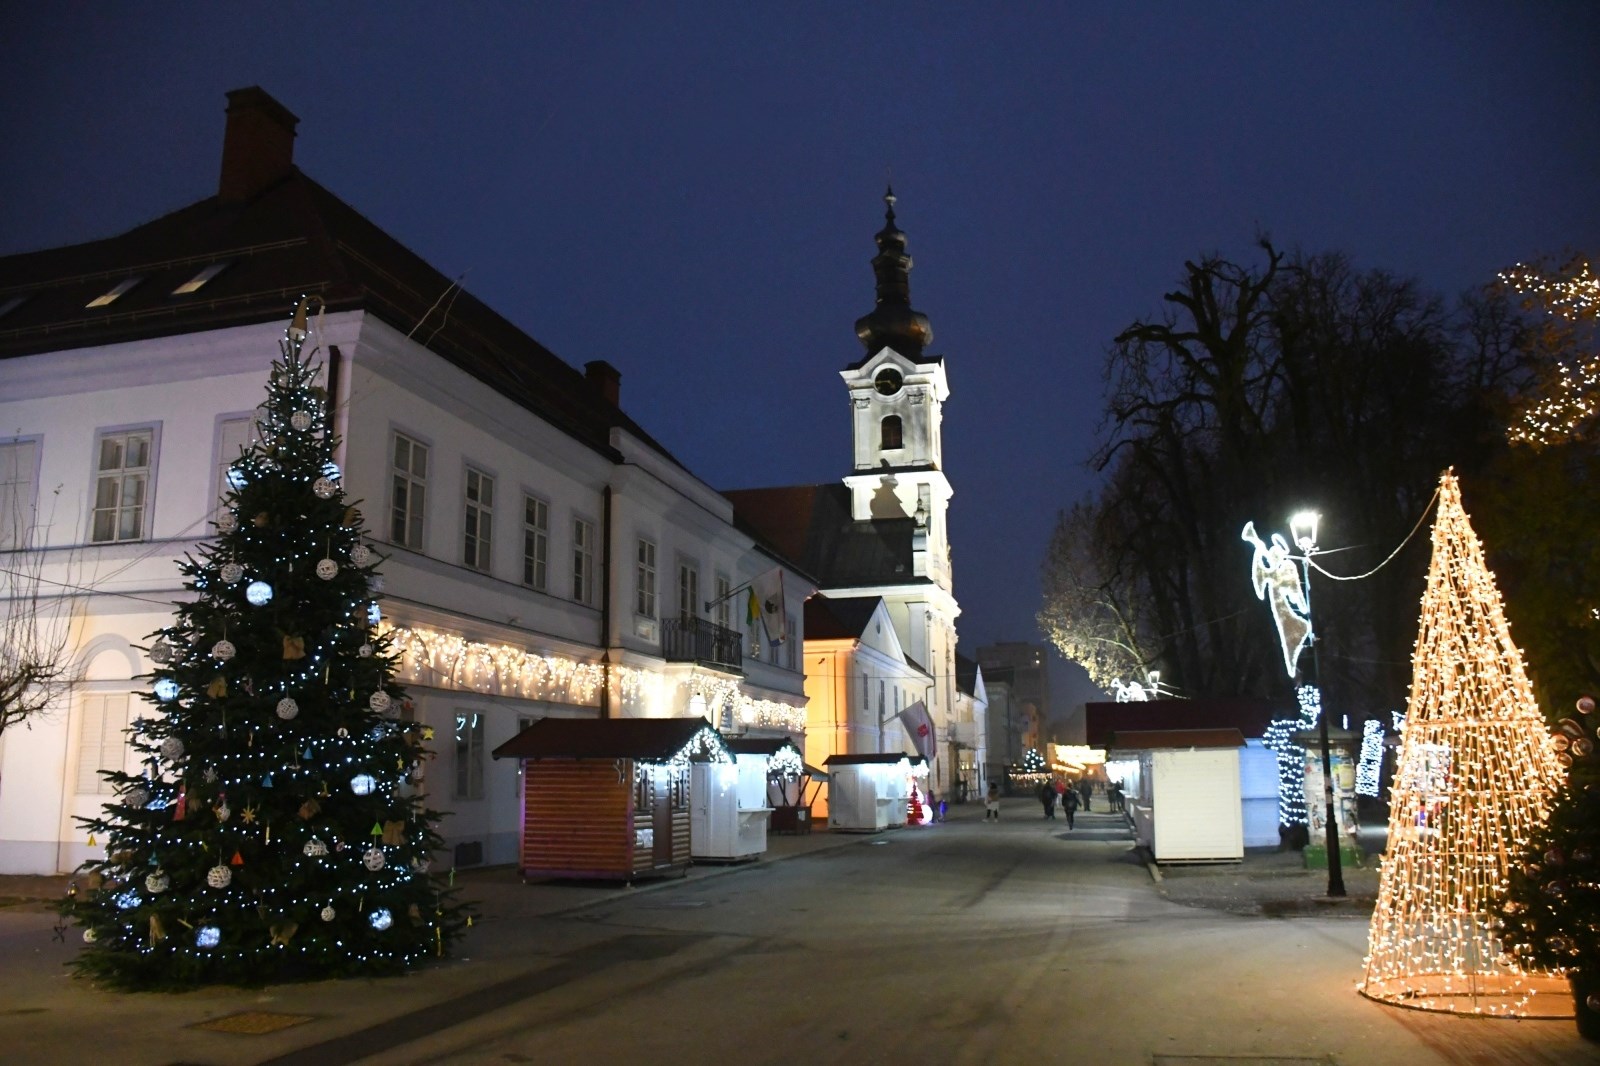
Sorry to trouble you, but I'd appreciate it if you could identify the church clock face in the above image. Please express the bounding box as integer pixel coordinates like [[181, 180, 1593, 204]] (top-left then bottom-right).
[[873, 367, 903, 396]]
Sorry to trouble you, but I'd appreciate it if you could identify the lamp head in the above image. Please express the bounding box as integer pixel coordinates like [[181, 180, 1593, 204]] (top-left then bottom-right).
[[1289, 510, 1320, 553]]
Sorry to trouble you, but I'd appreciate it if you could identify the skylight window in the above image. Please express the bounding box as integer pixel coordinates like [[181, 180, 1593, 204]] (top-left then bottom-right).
[[86, 277, 142, 308], [171, 261, 231, 295]]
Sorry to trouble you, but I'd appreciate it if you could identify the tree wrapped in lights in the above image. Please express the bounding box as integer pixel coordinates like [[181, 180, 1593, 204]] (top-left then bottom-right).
[[1501, 257, 1599, 448], [1359, 472, 1567, 1016], [64, 300, 467, 987], [1020, 748, 1046, 775], [1498, 696, 1600, 1039]]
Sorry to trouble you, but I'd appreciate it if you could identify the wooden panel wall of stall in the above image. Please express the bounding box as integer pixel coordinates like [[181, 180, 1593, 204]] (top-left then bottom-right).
[[520, 759, 633, 878]]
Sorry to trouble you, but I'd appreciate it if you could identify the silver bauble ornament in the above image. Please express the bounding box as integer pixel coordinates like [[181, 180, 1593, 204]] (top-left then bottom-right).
[[145, 870, 169, 894], [206, 865, 232, 889], [313, 477, 337, 499], [290, 410, 313, 431], [220, 563, 244, 584], [315, 558, 338, 580], [303, 838, 328, 857], [369, 691, 392, 713], [358, 643, 374, 658], [211, 639, 236, 662], [124, 787, 149, 809], [320, 905, 336, 922], [159, 736, 185, 762], [276, 697, 299, 720], [149, 639, 173, 664], [349, 544, 372, 566], [363, 847, 386, 871], [216, 512, 237, 533]]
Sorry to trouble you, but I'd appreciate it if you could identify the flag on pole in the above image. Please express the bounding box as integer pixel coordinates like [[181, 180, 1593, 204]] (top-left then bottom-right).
[[752, 567, 787, 645], [745, 585, 761, 631], [896, 700, 935, 761]]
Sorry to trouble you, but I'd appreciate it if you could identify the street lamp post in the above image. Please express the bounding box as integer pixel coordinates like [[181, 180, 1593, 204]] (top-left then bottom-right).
[[1290, 510, 1346, 898]]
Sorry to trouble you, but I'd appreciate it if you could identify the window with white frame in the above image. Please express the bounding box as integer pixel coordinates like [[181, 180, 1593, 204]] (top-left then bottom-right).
[[454, 711, 484, 800], [91, 428, 153, 543], [677, 560, 699, 620], [212, 416, 257, 515], [636, 538, 657, 618], [76, 693, 133, 794], [572, 517, 595, 604], [714, 573, 731, 631], [522, 495, 548, 591], [463, 467, 494, 572], [0, 439, 40, 550], [390, 432, 428, 549]]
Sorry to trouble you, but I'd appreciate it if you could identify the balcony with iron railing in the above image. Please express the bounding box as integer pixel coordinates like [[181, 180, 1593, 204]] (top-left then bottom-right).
[[662, 616, 743, 672]]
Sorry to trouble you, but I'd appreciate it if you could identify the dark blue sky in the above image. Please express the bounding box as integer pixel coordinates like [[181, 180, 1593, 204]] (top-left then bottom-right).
[[5, 3, 1598, 709]]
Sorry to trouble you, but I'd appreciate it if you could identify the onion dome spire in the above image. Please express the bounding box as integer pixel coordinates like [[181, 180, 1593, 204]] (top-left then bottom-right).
[[854, 184, 933, 357]]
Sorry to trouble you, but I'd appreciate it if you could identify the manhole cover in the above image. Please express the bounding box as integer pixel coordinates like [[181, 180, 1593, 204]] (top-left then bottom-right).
[[189, 1010, 316, 1035], [1153, 1057, 1333, 1065]]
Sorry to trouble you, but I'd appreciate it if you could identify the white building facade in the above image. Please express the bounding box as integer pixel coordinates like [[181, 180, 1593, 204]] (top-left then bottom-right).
[[0, 88, 809, 875]]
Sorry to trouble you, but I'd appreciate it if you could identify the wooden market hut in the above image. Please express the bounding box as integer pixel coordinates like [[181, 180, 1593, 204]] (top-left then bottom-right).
[[492, 716, 731, 881]]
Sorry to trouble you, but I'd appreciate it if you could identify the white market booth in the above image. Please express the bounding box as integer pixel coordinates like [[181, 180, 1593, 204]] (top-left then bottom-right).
[[689, 736, 802, 861], [1109, 728, 1246, 863], [824, 753, 911, 832]]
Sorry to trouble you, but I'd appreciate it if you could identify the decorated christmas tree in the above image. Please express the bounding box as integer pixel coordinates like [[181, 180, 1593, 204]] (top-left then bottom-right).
[[1498, 696, 1600, 1038], [1358, 471, 1567, 1016], [65, 299, 467, 987], [1020, 748, 1046, 775]]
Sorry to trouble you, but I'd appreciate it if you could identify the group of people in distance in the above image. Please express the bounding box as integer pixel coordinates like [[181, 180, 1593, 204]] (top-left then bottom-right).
[[982, 776, 1127, 823]]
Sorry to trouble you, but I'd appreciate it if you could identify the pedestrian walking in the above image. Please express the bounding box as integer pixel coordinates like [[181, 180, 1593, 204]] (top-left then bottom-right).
[[1079, 779, 1093, 813], [985, 781, 1001, 820], [1039, 780, 1057, 819], [1061, 784, 1080, 829]]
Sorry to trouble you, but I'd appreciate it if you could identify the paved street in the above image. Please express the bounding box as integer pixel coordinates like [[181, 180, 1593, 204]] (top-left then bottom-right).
[[2, 802, 1596, 1065]]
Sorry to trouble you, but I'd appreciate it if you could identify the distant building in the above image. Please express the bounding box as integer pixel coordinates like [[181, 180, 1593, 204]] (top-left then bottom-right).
[[727, 189, 965, 801], [0, 88, 811, 874], [976, 641, 1051, 740], [981, 669, 1025, 787]]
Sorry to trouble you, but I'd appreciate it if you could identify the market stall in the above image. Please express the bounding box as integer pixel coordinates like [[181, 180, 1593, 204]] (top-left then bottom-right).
[[1108, 728, 1246, 863], [690, 736, 802, 861], [823, 753, 910, 832], [492, 716, 730, 881]]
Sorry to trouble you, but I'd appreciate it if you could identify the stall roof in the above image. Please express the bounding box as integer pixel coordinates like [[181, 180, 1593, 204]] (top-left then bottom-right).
[[493, 716, 725, 761], [1106, 728, 1246, 752], [725, 736, 801, 758], [824, 753, 910, 766], [1085, 699, 1277, 747]]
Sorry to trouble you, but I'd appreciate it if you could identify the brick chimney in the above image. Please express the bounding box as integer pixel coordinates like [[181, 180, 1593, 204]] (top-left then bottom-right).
[[219, 87, 299, 204], [584, 360, 621, 406]]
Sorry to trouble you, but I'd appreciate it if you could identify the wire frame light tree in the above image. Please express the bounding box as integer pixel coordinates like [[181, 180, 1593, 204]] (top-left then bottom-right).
[[1359, 471, 1568, 1016]]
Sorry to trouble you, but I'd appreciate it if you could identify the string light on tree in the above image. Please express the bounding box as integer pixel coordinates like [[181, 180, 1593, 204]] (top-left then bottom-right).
[[1500, 259, 1600, 447], [1356, 718, 1386, 798], [1358, 471, 1568, 1017]]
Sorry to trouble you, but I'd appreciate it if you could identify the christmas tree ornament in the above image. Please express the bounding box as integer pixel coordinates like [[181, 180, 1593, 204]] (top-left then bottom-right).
[[320, 905, 336, 922], [173, 785, 187, 820], [83, 928, 97, 943], [220, 563, 244, 584], [276, 697, 299, 720], [252, 512, 270, 528], [282, 635, 305, 660], [149, 639, 173, 664], [297, 798, 320, 820], [206, 676, 227, 698], [124, 787, 149, 809], [206, 865, 232, 889], [216, 512, 237, 533], [290, 410, 313, 431], [149, 914, 166, 943], [369, 908, 393, 931], [363, 847, 386, 871], [159, 737, 185, 762], [302, 838, 328, 857], [369, 691, 392, 713], [229, 850, 244, 866], [203, 766, 218, 783], [316, 558, 338, 580], [370, 821, 383, 838], [211, 639, 236, 661], [313, 476, 337, 499], [214, 803, 231, 823], [245, 581, 273, 606], [351, 773, 376, 795], [154, 678, 179, 701], [196, 926, 220, 949], [359, 643, 374, 658], [350, 544, 372, 567]]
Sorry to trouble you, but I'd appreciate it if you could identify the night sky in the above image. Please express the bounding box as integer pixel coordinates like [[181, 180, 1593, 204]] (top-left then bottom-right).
[[5, 3, 1598, 711]]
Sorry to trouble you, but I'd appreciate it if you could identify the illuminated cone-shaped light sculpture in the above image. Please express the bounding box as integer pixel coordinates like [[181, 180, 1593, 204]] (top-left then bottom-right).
[[1359, 472, 1568, 1016]]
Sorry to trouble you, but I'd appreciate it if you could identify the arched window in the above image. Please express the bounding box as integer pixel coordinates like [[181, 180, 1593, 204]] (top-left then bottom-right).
[[880, 415, 903, 450]]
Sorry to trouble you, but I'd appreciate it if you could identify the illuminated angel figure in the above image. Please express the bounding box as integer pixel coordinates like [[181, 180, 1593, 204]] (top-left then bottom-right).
[[1241, 521, 1312, 677]]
